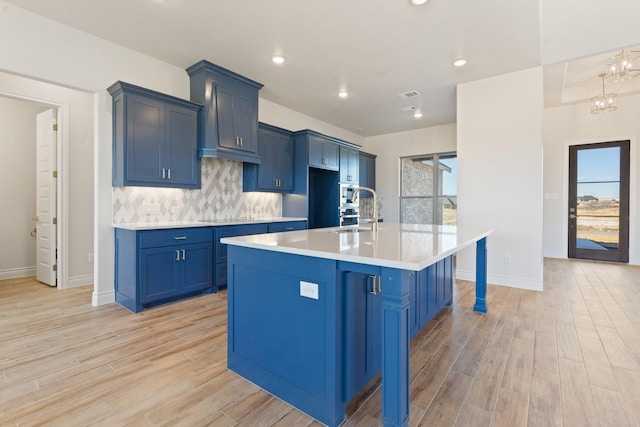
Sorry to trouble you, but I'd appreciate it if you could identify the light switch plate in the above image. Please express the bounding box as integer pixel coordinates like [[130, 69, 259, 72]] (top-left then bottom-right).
[[300, 281, 319, 300]]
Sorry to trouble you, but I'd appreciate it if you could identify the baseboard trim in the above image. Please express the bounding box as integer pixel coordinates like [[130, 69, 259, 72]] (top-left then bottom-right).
[[0, 266, 36, 280], [68, 274, 94, 288], [456, 269, 543, 291], [92, 289, 115, 306]]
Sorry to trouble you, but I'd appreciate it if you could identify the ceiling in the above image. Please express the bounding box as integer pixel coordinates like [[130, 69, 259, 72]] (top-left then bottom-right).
[[4, 0, 640, 137]]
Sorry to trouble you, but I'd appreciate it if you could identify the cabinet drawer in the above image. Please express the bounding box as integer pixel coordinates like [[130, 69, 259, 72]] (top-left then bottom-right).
[[268, 221, 307, 233], [214, 223, 268, 262], [139, 227, 212, 249]]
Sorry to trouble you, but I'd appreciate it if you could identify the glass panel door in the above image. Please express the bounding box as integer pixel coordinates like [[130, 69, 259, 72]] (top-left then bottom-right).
[[568, 141, 629, 263]]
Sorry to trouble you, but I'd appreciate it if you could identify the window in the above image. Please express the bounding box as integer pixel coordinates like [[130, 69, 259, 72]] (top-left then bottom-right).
[[400, 153, 457, 225]]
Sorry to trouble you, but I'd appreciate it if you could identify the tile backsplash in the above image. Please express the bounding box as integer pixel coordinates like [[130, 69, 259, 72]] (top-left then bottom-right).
[[113, 158, 282, 224]]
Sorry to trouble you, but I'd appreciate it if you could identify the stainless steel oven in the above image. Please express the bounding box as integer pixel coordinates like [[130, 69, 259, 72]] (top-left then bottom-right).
[[339, 184, 360, 226]]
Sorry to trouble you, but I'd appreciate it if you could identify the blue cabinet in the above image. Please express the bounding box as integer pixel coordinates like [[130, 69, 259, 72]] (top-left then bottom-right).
[[308, 134, 339, 170], [339, 146, 359, 184], [186, 60, 263, 164], [344, 272, 382, 401], [108, 81, 201, 189], [358, 151, 376, 196], [213, 220, 307, 291], [243, 123, 294, 193], [114, 227, 213, 312]]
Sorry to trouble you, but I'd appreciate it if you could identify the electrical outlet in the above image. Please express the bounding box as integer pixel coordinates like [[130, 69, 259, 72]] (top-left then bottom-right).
[[504, 253, 512, 264], [142, 203, 160, 215], [300, 281, 319, 300]]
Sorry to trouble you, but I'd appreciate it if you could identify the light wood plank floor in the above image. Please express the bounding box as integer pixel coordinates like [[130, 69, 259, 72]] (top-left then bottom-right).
[[1, 258, 639, 426]]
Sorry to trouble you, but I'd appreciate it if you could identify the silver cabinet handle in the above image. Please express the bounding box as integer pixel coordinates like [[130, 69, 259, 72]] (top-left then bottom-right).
[[174, 236, 187, 240], [285, 227, 294, 231], [368, 275, 381, 295], [162, 168, 166, 179], [175, 250, 180, 261], [167, 168, 171, 180], [181, 249, 186, 260], [240, 137, 243, 146]]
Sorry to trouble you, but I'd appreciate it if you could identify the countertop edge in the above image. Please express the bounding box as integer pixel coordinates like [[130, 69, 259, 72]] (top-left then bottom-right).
[[113, 217, 307, 231]]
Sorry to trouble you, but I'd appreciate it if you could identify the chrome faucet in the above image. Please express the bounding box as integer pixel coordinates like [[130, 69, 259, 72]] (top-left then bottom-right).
[[352, 186, 378, 233]]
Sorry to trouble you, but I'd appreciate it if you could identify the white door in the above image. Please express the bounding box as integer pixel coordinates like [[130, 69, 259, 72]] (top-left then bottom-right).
[[35, 109, 57, 286]]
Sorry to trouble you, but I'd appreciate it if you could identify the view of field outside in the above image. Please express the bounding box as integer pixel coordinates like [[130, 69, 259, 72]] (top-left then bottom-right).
[[576, 146, 620, 250]]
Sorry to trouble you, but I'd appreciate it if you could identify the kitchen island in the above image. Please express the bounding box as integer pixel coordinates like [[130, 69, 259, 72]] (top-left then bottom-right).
[[222, 223, 492, 426]]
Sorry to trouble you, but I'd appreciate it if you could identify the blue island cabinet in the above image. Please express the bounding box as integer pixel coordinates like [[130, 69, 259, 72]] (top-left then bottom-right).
[[108, 81, 202, 189], [115, 227, 213, 313], [226, 247, 455, 426]]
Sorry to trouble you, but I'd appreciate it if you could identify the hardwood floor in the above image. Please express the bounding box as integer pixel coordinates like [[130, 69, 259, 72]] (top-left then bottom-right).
[[1, 258, 639, 426]]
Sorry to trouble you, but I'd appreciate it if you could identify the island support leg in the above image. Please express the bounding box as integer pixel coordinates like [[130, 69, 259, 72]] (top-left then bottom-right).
[[473, 237, 488, 313], [380, 268, 411, 427]]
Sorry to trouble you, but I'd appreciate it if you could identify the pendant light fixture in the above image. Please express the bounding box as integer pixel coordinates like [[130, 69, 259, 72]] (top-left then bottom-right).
[[604, 49, 640, 82], [590, 73, 617, 114]]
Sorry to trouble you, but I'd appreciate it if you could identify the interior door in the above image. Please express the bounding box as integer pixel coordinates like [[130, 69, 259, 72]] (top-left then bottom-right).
[[568, 141, 630, 263], [36, 109, 57, 286]]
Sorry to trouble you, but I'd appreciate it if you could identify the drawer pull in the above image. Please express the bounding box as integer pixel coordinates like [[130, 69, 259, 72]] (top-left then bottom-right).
[[285, 227, 294, 231], [174, 236, 187, 240]]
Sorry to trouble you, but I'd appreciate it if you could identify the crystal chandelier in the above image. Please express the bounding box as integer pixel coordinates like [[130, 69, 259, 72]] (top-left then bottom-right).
[[590, 73, 617, 114], [605, 49, 640, 82]]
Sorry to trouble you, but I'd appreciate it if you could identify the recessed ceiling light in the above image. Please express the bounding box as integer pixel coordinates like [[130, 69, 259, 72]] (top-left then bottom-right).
[[414, 112, 423, 118], [272, 55, 285, 65], [410, 0, 429, 5], [338, 91, 349, 98], [453, 59, 467, 67]]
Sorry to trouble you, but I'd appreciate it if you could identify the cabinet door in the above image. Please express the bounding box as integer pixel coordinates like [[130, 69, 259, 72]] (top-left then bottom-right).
[[340, 147, 359, 184], [233, 87, 258, 154], [216, 83, 258, 154], [215, 84, 238, 151], [308, 136, 325, 168], [274, 133, 294, 191], [125, 94, 164, 184], [344, 272, 382, 400], [181, 242, 213, 292], [257, 128, 278, 190], [140, 246, 179, 303], [164, 104, 200, 188], [323, 141, 340, 170]]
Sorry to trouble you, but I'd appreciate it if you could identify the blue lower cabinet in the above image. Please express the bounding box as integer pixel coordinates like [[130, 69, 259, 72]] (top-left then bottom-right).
[[344, 272, 382, 400], [213, 220, 307, 291], [115, 227, 213, 312]]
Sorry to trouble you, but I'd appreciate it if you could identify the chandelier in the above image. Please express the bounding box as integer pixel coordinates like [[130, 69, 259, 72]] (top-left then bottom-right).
[[604, 49, 640, 82], [590, 73, 617, 114]]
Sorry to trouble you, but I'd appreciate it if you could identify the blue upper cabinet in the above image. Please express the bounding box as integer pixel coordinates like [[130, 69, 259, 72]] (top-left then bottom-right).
[[108, 81, 201, 189], [308, 134, 339, 170], [243, 123, 294, 193], [339, 146, 359, 184], [186, 60, 263, 164], [358, 151, 376, 196]]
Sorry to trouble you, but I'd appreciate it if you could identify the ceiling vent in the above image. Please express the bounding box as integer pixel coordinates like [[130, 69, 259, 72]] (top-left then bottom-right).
[[399, 90, 420, 99], [399, 105, 417, 112]]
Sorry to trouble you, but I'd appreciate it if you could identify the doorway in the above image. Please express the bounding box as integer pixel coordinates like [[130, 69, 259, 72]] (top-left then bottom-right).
[[568, 140, 630, 263], [0, 95, 62, 287]]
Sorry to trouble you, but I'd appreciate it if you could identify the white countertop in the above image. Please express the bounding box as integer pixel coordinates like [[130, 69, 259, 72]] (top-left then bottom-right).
[[113, 217, 307, 231], [221, 223, 493, 271]]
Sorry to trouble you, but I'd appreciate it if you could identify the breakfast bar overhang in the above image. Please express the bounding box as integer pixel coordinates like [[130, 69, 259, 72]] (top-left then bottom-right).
[[222, 223, 492, 426]]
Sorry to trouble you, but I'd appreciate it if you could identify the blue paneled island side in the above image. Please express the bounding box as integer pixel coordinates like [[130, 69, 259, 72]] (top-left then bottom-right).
[[222, 223, 492, 426]]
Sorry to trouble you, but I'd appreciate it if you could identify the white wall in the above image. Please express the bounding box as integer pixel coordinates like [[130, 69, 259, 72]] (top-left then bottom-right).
[[362, 125, 457, 222], [259, 98, 364, 145], [457, 68, 544, 290], [543, 94, 640, 264], [0, 96, 47, 278]]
